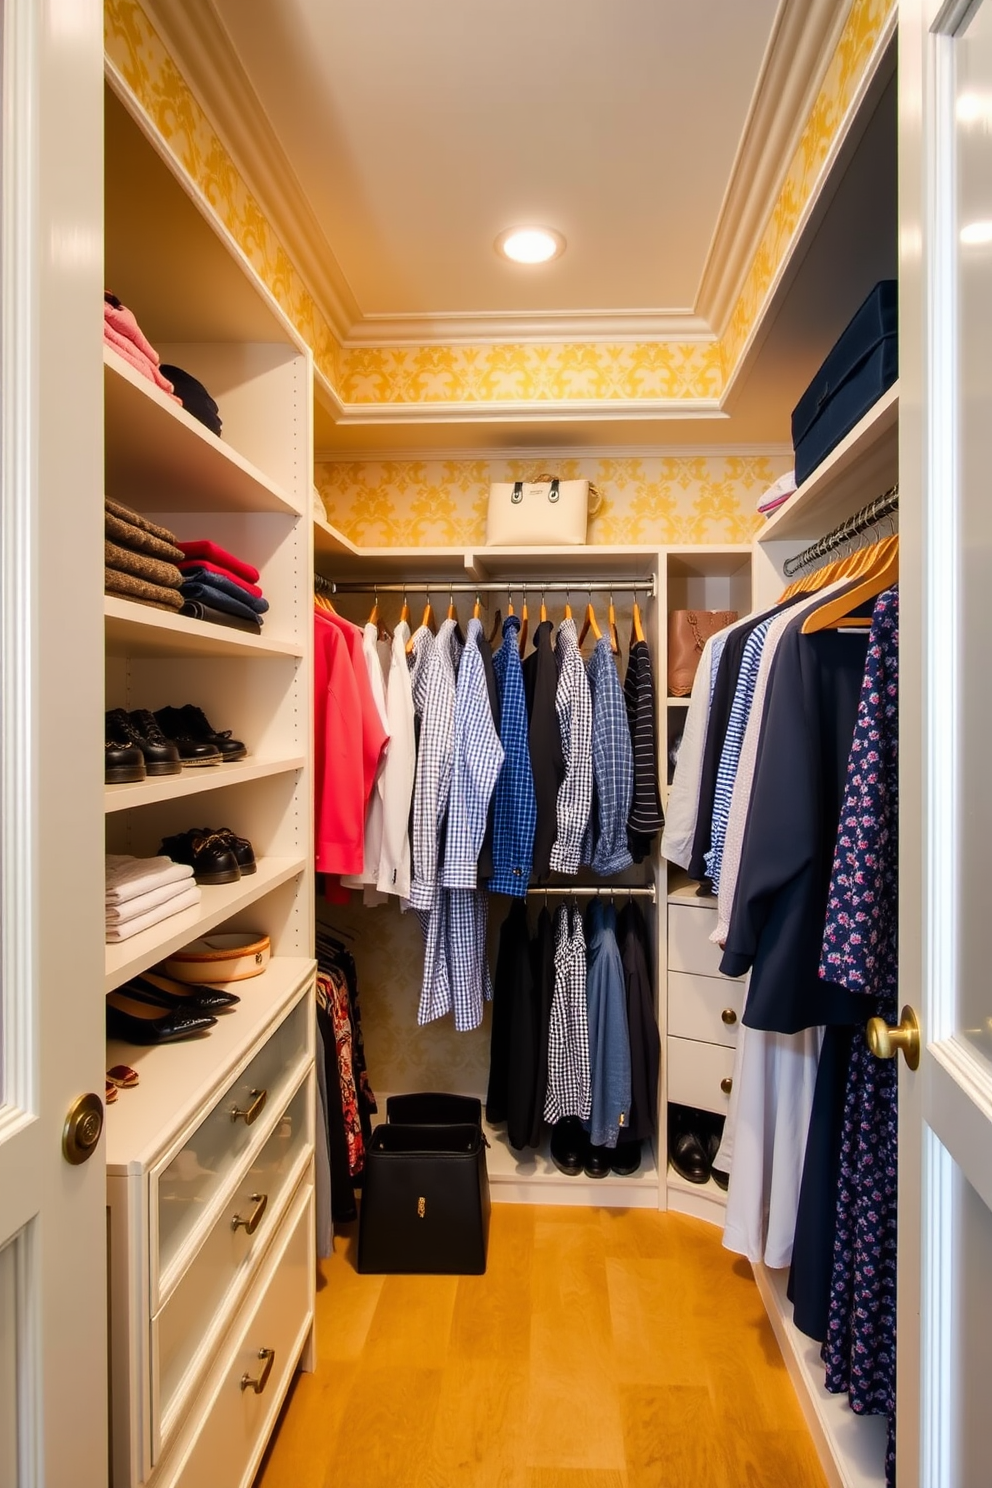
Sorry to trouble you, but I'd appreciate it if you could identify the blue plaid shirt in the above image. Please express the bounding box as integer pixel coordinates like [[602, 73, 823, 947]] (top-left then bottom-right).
[[489, 616, 537, 896], [581, 637, 634, 876], [444, 618, 505, 889]]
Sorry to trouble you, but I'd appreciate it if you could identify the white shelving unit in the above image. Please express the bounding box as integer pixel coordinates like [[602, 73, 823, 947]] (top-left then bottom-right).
[[103, 71, 316, 1488]]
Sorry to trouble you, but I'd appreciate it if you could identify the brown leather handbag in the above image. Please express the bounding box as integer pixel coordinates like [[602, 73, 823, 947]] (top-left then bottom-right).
[[668, 609, 738, 696]]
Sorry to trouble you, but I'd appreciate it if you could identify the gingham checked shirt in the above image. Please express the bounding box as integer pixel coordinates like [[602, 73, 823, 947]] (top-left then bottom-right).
[[550, 619, 594, 874], [408, 618, 463, 911], [543, 904, 592, 1123], [443, 618, 505, 889], [490, 615, 537, 896], [581, 636, 634, 876]]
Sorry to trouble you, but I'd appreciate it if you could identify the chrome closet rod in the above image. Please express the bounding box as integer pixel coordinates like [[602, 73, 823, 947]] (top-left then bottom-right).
[[320, 577, 657, 597], [524, 884, 657, 901]]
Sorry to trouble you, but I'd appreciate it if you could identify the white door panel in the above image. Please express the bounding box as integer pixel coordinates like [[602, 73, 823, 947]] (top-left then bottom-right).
[[0, 1, 106, 1484]]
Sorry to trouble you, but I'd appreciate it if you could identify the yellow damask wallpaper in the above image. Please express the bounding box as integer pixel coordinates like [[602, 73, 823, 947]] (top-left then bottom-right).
[[104, 0, 894, 415], [314, 454, 790, 548]]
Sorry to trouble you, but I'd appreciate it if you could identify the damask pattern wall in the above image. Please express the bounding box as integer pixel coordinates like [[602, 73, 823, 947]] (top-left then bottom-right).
[[315, 453, 791, 548]]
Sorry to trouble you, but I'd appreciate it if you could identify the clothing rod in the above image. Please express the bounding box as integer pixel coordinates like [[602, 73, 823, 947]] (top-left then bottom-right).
[[782, 484, 899, 578], [317, 578, 657, 598], [524, 884, 657, 900]]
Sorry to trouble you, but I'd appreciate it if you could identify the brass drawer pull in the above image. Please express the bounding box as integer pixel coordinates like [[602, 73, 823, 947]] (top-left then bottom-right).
[[240, 1346, 274, 1394], [720, 1076, 733, 1095], [231, 1192, 268, 1235], [721, 1008, 737, 1026], [231, 1088, 267, 1125]]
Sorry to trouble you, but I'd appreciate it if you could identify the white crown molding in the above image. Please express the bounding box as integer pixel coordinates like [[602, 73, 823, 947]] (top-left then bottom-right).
[[342, 309, 714, 347], [139, 0, 362, 342], [315, 442, 794, 464], [695, 0, 856, 336]]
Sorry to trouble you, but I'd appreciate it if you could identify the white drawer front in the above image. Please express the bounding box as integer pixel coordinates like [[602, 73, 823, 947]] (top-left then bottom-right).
[[667, 971, 744, 1048], [668, 903, 738, 979], [154, 1073, 314, 1453], [667, 1036, 735, 1116], [172, 1181, 314, 1488], [155, 995, 310, 1279]]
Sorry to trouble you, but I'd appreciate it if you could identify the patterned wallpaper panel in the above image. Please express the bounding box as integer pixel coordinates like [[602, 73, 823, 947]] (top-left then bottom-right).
[[314, 454, 792, 548]]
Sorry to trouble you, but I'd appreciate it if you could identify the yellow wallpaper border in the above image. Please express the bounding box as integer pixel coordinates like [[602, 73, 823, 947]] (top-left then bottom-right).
[[104, 0, 894, 413]]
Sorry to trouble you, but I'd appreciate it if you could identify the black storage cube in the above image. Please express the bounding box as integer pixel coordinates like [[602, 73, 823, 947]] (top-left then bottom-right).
[[791, 279, 898, 486], [357, 1122, 491, 1275], [385, 1092, 482, 1127]]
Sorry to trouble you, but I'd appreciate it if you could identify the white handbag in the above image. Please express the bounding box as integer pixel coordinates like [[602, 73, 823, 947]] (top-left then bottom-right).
[[486, 478, 589, 546]]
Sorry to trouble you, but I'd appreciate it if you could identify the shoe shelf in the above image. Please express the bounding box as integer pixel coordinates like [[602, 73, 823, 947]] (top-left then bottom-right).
[[666, 1164, 728, 1224], [104, 345, 301, 518], [104, 755, 306, 814], [104, 596, 305, 661], [105, 956, 314, 1175], [104, 854, 306, 994], [482, 1112, 661, 1208]]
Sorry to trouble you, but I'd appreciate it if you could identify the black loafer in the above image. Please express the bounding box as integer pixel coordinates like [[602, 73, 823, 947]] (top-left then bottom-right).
[[669, 1105, 713, 1185], [195, 826, 256, 875], [705, 1127, 729, 1190], [106, 989, 216, 1044], [549, 1116, 587, 1177], [159, 829, 242, 885], [125, 709, 183, 776], [584, 1143, 613, 1179], [154, 704, 247, 763], [610, 1139, 642, 1176], [105, 713, 146, 784], [124, 971, 240, 1013]]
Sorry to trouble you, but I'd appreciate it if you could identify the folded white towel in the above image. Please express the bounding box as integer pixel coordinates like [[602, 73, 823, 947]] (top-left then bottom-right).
[[105, 854, 194, 904], [104, 885, 201, 942], [756, 469, 797, 510], [105, 877, 200, 925]]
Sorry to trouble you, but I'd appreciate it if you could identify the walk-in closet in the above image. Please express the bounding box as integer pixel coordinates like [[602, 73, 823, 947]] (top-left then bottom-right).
[[4, 2, 992, 1486]]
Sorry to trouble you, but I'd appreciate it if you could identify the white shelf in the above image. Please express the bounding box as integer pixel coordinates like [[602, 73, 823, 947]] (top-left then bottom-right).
[[483, 1114, 660, 1208], [667, 696, 691, 707], [105, 956, 315, 1174], [104, 854, 306, 993], [104, 596, 303, 660], [105, 756, 305, 814], [759, 382, 899, 544], [313, 515, 361, 562], [104, 345, 301, 516], [667, 873, 717, 906], [754, 1264, 887, 1488], [666, 1164, 728, 1222]]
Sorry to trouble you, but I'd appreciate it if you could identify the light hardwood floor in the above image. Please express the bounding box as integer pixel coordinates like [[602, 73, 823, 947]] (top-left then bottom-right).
[[254, 1204, 828, 1488]]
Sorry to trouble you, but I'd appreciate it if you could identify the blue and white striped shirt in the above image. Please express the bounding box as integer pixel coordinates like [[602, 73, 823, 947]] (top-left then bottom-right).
[[705, 617, 773, 890]]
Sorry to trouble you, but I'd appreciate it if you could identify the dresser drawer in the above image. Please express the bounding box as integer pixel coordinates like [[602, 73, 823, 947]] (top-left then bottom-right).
[[171, 1180, 314, 1488], [668, 971, 744, 1048], [667, 1036, 735, 1116], [153, 1072, 314, 1453], [154, 994, 311, 1283], [668, 903, 738, 979]]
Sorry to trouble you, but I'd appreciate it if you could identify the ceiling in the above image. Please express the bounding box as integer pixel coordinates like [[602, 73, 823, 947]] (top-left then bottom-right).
[[210, 0, 779, 328]]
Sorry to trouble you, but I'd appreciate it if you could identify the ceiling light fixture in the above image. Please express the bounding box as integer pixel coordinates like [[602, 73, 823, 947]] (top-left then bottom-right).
[[496, 226, 565, 264]]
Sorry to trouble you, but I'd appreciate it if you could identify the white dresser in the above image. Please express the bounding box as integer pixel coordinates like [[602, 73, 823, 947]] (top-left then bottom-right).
[[106, 960, 316, 1488], [666, 878, 746, 1119]]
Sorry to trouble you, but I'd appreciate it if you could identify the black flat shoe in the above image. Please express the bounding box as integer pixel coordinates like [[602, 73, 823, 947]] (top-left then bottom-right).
[[159, 829, 241, 885], [126, 709, 183, 776], [124, 970, 240, 1012], [105, 713, 146, 784], [155, 704, 247, 763], [106, 989, 216, 1044], [584, 1143, 612, 1179], [194, 826, 255, 875], [610, 1139, 642, 1176], [705, 1126, 729, 1190], [549, 1116, 587, 1177]]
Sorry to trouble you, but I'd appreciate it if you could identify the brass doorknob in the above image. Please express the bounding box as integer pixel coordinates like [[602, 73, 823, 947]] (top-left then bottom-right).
[[720, 1076, 733, 1095], [866, 1005, 921, 1071], [62, 1092, 104, 1165]]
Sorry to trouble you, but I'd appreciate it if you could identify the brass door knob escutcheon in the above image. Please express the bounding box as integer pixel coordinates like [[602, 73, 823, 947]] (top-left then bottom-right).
[[62, 1092, 104, 1165], [866, 1005, 921, 1071]]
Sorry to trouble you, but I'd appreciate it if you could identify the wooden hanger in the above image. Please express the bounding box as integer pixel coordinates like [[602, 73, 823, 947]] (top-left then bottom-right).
[[608, 593, 620, 654], [518, 592, 529, 656], [577, 600, 602, 649], [447, 589, 459, 623], [488, 606, 503, 647], [539, 590, 548, 624], [399, 590, 411, 626], [368, 587, 380, 628], [630, 591, 645, 646], [562, 590, 573, 622], [314, 577, 337, 614], [801, 535, 898, 633], [407, 588, 436, 654], [473, 593, 483, 620]]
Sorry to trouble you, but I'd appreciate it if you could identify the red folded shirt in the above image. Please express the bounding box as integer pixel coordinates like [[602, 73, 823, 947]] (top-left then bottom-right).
[[176, 540, 260, 584], [176, 558, 263, 599]]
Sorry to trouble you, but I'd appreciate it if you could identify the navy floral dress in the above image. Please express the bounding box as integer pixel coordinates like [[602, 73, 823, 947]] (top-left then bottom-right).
[[818, 587, 899, 1486]]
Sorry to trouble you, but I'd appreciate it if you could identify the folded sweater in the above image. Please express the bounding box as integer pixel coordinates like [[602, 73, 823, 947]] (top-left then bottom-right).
[[179, 578, 264, 624], [104, 322, 179, 400], [105, 499, 179, 546], [105, 566, 184, 611], [105, 539, 182, 590], [105, 885, 201, 942], [179, 599, 261, 635], [176, 540, 260, 584], [105, 509, 184, 563], [179, 568, 268, 613], [105, 877, 200, 924], [176, 559, 263, 599]]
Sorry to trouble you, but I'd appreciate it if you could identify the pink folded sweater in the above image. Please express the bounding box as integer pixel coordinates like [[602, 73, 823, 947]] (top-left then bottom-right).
[[103, 300, 180, 402], [176, 540, 260, 584]]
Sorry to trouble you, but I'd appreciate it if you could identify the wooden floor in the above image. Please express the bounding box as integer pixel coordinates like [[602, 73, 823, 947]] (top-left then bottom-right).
[[254, 1204, 828, 1488]]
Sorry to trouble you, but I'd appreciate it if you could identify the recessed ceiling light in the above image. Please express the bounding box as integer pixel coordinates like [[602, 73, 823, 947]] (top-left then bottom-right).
[[496, 226, 565, 264], [960, 220, 992, 246]]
